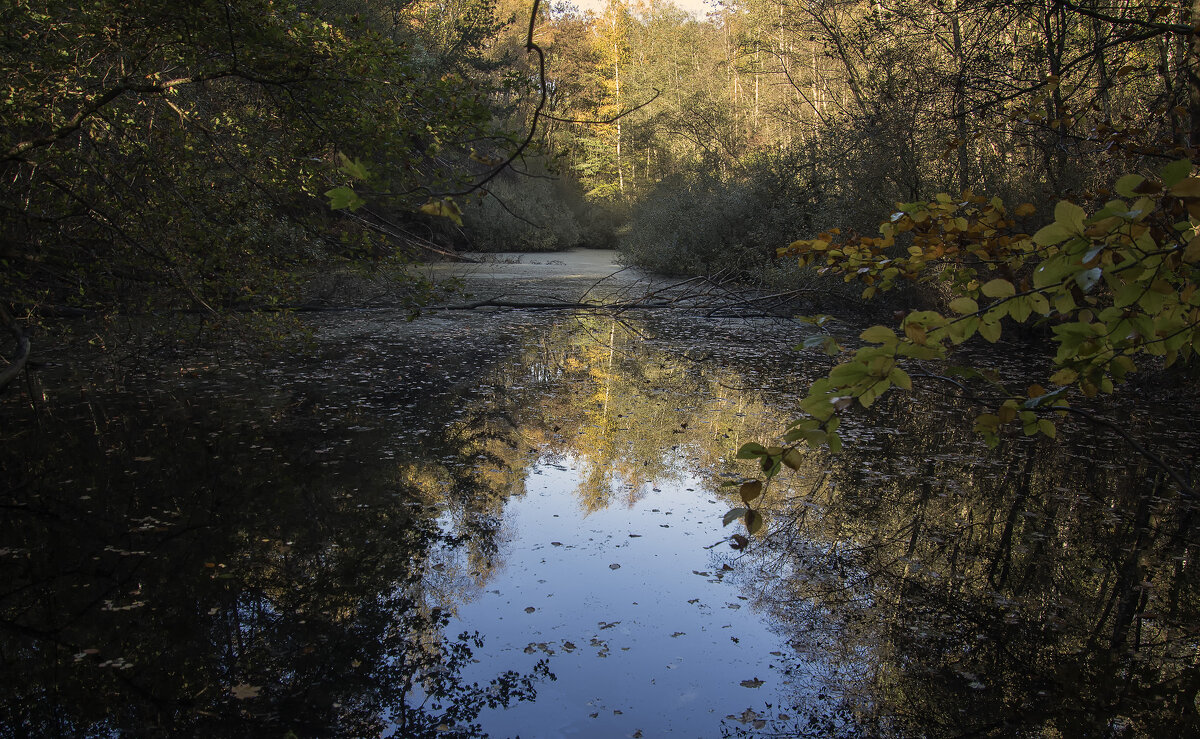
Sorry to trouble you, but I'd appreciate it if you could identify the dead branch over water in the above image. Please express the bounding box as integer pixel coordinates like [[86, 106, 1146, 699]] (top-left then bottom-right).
[[437, 273, 819, 319]]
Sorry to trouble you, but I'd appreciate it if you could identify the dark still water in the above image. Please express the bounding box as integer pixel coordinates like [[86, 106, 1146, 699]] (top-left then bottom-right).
[[3, 252, 1199, 737]]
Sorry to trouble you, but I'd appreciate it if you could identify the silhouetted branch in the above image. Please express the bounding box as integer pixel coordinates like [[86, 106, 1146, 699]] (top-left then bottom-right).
[[540, 88, 662, 124], [0, 305, 30, 393]]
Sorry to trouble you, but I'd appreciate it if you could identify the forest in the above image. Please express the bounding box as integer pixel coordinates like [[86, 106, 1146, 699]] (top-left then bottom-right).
[[2, 0, 1200, 735], [3, 0, 1196, 316]]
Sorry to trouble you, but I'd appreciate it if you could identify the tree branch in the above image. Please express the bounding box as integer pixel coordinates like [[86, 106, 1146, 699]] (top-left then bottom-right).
[[539, 88, 661, 124], [3, 72, 240, 162], [0, 305, 30, 393], [1052, 0, 1191, 35], [441, 0, 550, 196]]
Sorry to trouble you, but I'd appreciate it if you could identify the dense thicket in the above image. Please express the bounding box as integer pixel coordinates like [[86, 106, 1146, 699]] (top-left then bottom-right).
[[0, 0, 512, 328]]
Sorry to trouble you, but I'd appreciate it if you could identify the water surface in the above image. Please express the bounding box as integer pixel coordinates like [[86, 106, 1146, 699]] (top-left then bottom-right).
[[2, 250, 1197, 737]]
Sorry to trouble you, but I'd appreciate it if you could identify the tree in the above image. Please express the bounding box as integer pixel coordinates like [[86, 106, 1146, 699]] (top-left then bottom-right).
[[0, 0, 510, 365]]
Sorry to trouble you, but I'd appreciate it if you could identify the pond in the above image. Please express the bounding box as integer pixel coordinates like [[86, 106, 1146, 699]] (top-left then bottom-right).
[[2, 250, 1198, 737]]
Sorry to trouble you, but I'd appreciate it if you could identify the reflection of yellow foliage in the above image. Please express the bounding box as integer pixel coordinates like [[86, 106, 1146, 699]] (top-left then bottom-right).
[[485, 315, 801, 514], [395, 463, 452, 505]]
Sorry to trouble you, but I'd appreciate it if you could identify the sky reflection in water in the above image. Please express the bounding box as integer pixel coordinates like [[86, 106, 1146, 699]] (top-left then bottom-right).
[[449, 460, 817, 738]]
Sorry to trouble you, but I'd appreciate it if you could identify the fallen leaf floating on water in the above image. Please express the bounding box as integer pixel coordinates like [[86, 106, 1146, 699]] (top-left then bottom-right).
[[728, 708, 763, 725], [740, 678, 764, 688], [230, 684, 261, 700]]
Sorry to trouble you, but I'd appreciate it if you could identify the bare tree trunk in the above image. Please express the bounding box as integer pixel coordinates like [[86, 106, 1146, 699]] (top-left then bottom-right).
[[950, 1, 971, 192], [1093, 17, 1112, 121]]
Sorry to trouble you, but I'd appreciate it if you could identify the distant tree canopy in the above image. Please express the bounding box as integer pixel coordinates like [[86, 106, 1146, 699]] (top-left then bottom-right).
[[521, 0, 1200, 277], [0, 0, 512, 326]]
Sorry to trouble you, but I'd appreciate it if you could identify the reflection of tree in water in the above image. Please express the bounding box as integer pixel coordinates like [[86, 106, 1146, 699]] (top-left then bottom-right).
[[491, 315, 803, 514], [0, 356, 551, 737], [734, 388, 1200, 737]]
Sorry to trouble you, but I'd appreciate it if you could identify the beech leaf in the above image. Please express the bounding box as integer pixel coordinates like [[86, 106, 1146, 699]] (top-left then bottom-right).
[[948, 297, 978, 314], [981, 279, 1015, 298], [859, 325, 898, 344], [739, 481, 763, 504]]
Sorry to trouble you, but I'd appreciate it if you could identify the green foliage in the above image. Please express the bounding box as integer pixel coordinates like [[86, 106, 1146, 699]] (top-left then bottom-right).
[[730, 159, 1200, 531], [1, 0, 507, 327]]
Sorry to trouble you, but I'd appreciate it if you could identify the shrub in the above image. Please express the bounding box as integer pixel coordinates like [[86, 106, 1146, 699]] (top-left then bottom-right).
[[619, 146, 825, 277], [460, 170, 584, 252]]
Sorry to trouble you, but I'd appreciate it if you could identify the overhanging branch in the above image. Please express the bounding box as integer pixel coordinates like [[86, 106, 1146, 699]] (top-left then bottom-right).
[[0, 305, 30, 393]]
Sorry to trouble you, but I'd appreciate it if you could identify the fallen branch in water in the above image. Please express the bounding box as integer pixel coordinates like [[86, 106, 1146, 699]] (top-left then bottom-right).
[[347, 208, 480, 263], [439, 299, 603, 310], [435, 271, 820, 316]]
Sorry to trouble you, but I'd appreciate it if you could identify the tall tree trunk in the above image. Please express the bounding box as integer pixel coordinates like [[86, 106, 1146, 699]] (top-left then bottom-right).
[[950, 1, 970, 192], [615, 46, 624, 194], [1189, 0, 1200, 150]]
